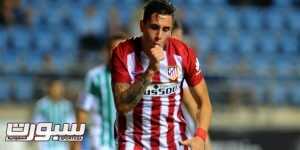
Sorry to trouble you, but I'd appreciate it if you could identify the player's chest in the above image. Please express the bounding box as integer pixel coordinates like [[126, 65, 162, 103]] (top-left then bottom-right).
[[128, 51, 184, 83]]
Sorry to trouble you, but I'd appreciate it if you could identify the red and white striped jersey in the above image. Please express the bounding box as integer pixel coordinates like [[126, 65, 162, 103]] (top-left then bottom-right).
[[111, 37, 204, 150]]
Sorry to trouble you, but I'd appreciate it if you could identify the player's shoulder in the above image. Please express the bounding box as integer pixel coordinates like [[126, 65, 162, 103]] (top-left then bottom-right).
[[168, 38, 191, 55], [113, 36, 141, 56], [87, 65, 106, 77], [168, 37, 189, 48], [35, 96, 50, 107]]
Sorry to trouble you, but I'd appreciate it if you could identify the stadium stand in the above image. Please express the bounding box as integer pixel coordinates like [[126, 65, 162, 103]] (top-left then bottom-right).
[[0, 0, 299, 106]]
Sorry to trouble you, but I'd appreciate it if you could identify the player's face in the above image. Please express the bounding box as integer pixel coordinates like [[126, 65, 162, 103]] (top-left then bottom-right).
[[48, 81, 64, 100], [141, 13, 173, 48]]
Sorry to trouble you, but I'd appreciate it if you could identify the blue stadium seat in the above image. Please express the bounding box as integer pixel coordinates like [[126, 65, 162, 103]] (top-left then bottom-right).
[[257, 33, 277, 54], [264, 8, 285, 31], [46, 7, 65, 28], [187, 0, 206, 7], [279, 34, 298, 54], [21, 0, 46, 8], [196, 32, 213, 53], [33, 6, 53, 28], [241, 8, 263, 31], [68, 7, 84, 33], [286, 9, 300, 32], [273, 0, 292, 6], [115, 0, 139, 6], [50, 54, 72, 74], [73, 8, 107, 35], [33, 30, 54, 52], [115, 6, 131, 26], [238, 32, 257, 54], [1, 50, 19, 73], [210, 0, 227, 5], [222, 7, 241, 30], [212, 54, 235, 74], [215, 33, 234, 53], [183, 8, 198, 29], [251, 57, 272, 77], [274, 57, 294, 77], [55, 31, 78, 50], [229, 79, 254, 102], [270, 81, 288, 105], [251, 81, 268, 104], [116, 3, 138, 26], [23, 51, 43, 73], [9, 27, 32, 50], [74, 0, 96, 7], [0, 78, 11, 102], [291, 82, 300, 105], [14, 76, 34, 103], [199, 8, 219, 30], [0, 29, 7, 49]]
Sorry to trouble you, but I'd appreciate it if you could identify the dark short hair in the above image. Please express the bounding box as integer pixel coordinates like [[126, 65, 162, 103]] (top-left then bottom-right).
[[143, 0, 175, 23]]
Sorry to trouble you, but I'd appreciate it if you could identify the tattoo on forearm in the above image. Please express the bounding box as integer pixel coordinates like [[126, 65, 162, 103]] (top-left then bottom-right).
[[122, 73, 152, 107]]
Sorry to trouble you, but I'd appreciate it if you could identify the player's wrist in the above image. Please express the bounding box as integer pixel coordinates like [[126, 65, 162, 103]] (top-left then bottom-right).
[[145, 67, 156, 77], [140, 70, 154, 85], [194, 128, 208, 141], [148, 60, 160, 71]]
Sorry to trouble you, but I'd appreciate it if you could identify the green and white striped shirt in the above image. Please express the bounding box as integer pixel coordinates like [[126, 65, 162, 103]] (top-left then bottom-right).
[[78, 65, 116, 149], [33, 96, 75, 150]]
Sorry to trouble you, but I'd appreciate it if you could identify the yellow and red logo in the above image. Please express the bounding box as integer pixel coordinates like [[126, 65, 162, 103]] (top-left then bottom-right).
[[168, 66, 179, 81]]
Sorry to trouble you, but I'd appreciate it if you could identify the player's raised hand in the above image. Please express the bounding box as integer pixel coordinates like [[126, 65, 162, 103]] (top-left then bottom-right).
[[148, 45, 165, 71], [180, 137, 205, 150]]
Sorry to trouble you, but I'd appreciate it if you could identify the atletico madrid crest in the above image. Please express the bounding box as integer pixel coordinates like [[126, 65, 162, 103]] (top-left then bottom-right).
[[168, 66, 179, 81]]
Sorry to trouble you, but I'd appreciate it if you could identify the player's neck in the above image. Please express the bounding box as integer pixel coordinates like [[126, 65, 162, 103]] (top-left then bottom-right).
[[141, 37, 151, 55], [48, 95, 62, 102]]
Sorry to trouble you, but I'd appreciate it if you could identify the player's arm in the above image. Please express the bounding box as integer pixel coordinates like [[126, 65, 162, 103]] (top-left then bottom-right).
[[191, 80, 212, 132], [71, 71, 95, 150], [76, 108, 89, 125], [182, 80, 212, 133], [113, 69, 154, 114], [181, 80, 212, 150], [70, 108, 89, 149], [70, 108, 89, 150], [182, 87, 198, 122], [180, 46, 212, 150], [76, 69, 96, 125]]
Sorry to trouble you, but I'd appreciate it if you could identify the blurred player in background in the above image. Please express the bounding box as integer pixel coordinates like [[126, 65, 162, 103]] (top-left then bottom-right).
[[32, 79, 76, 150], [171, 20, 183, 41], [75, 33, 127, 150], [172, 19, 212, 150], [111, 0, 212, 150]]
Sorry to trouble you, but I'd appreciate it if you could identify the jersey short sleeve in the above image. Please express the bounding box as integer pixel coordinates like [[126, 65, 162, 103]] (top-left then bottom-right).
[[32, 100, 46, 123], [183, 47, 204, 87], [77, 93, 97, 112], [78, 69, 100, 112], [111, 45, 131, 84], [84, 70, 94, 93], [182, 79, 188, 89]]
